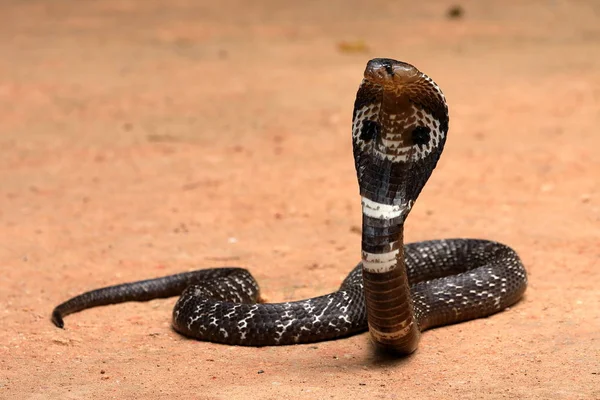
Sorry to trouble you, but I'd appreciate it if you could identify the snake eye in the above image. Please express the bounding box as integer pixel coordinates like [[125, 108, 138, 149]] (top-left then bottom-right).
[[360, 120, 380, 142], [411, 126, 431, 146], [383, 63, 394, 76]]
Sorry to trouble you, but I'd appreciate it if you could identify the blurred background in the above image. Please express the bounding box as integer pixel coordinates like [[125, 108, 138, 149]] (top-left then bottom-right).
[[1, 1, 599, 399]]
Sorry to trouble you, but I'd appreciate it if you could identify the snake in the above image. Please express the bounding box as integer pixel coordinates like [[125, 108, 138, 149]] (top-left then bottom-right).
[[52, 58, 527, 354]]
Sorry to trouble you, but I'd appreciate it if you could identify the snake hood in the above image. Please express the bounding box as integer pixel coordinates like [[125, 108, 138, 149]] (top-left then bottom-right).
[[352, 58, 449, 223]]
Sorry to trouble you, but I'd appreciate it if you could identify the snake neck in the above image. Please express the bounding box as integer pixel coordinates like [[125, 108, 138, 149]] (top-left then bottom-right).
[[361, 213, 420, 354], [351, 59, 449, 354]]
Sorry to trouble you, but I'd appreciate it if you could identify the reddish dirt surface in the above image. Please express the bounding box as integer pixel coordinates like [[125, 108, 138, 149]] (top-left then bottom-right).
[[1, 1, 599, 399]]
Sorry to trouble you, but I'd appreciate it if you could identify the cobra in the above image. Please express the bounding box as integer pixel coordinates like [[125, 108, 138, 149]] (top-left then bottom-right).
[[52, 58, 527, 354]]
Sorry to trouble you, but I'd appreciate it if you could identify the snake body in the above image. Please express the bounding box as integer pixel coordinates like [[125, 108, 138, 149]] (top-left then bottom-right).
[[52, 59, 527, 353]]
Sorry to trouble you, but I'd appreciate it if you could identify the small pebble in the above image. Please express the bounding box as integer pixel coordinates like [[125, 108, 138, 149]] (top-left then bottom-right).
[[349, 226, 361, 234], [447, 5, 464, 19], [337, 40, 369, 54]]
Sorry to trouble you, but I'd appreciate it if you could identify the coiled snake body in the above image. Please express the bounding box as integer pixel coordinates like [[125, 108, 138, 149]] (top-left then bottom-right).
[[52, 59, 527, 354]]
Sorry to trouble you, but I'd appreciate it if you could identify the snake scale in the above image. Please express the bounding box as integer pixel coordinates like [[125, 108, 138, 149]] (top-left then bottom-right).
[[52, 58, 527, 354]]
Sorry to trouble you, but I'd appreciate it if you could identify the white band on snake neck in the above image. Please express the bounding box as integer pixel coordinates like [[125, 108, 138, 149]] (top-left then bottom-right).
[[362, 249, 400, 273], [361, 197, 409, 220]]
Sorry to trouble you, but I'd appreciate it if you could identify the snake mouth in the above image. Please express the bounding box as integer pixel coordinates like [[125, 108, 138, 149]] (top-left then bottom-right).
[[364, 58, 420, 88]]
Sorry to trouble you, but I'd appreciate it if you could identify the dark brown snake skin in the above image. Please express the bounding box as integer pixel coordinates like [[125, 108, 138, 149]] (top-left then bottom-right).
[[52, 59, 527, 354]]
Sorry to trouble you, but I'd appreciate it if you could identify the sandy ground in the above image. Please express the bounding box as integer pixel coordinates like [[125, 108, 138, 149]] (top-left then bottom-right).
[[1, 0, 599, 399]]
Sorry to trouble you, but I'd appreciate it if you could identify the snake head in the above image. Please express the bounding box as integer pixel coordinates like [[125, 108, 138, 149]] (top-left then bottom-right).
[[352, 58, 449, 223]]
